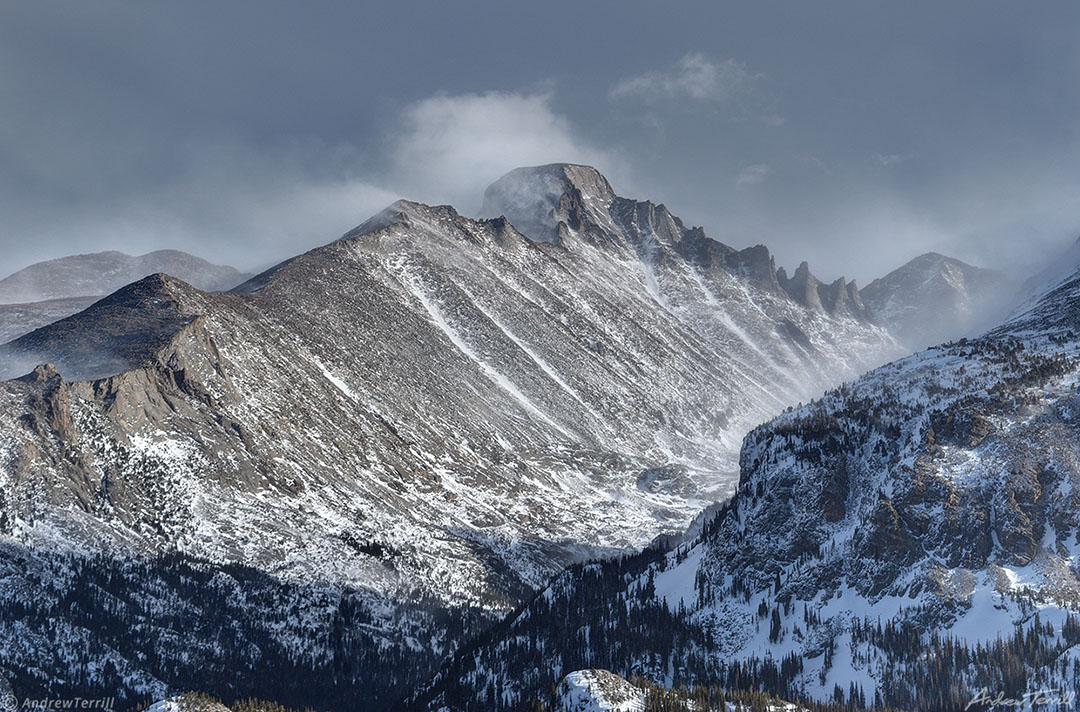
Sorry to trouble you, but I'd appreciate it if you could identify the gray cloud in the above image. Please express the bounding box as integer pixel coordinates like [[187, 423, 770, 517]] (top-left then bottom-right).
[[387, 90, 623, 214], [0, 87, 621, 275], [1, 2, 1079, 288], [736, 164, 771, 188], [611, 54, 760, 103], [873, 154, 911, 167]]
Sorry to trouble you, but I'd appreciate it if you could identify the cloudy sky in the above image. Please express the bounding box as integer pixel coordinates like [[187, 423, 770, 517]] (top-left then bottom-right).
[[3, 2, 1080, 283]]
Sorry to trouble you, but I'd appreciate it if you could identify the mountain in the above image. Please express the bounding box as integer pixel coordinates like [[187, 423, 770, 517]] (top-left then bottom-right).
[[0, 165, 901, 708], [0, 250, 251, 344], [0, 296, 98, 344], [415, 245, 1080, 710], [859, 252, 1013, 350], [0, 249, 251, 305]]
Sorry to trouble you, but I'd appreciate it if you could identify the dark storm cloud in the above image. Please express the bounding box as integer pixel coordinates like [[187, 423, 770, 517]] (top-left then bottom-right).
[[1, 1, 1079, 285]]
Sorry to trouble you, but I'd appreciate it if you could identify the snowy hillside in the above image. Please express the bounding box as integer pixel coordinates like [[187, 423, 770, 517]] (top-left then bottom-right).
[[556, 670, 646, 712], [418, 244, 1080, 711], [860, 252, 1013, 349], [0, 165, 900, 708]]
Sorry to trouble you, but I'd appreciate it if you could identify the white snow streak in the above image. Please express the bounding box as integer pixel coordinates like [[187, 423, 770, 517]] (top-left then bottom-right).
[[397, 262, 572, 438]]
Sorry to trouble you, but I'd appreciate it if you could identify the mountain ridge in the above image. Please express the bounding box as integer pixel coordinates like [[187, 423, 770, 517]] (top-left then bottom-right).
[[0, 164, 902, 708], [414, 237, 1080, 711]]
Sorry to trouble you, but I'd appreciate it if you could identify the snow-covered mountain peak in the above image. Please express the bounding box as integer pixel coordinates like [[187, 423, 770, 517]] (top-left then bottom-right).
[[341, 199, 468, 242], [860, 251, 1013, 348], [0, 252, 248, 346], [341, 200, 415, 237], [481, 163, 618, 243]]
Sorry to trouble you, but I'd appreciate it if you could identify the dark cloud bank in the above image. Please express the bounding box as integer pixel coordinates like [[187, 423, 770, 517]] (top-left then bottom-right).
[[2, 1, 1079, 284]]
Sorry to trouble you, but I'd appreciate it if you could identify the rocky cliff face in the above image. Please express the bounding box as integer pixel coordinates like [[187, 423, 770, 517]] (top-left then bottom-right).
[[418, 244, 1080, 711], [775, 261, 871, 322], [0, 165, 900, 707]]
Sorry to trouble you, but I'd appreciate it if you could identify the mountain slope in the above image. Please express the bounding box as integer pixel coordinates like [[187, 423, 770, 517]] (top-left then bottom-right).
[[418, 245, 1080, 711], [860, 252, 1013, 349], [0, 250, 252, 344], [0, 249, 251, 304], [0, 296, 98, 344], [0, 165, 899, 707]]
